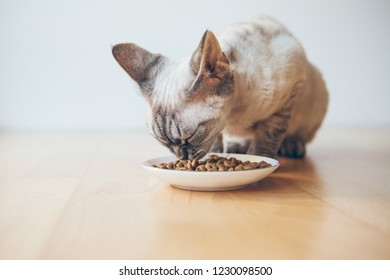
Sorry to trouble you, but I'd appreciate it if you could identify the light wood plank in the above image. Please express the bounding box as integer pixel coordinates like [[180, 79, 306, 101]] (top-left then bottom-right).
[[1, 128, 389, 259], [0, 178, 78, 259]]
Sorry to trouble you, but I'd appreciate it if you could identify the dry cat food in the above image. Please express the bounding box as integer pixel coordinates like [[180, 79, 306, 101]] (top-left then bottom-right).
[[153, 154, 272, 172]]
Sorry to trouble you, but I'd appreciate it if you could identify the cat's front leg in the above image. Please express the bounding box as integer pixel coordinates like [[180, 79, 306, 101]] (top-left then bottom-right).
[[209, 133, 223, 153], [247, 107, 291, 158], [224, 134, 251, 154], [209, 133, 251, 154]]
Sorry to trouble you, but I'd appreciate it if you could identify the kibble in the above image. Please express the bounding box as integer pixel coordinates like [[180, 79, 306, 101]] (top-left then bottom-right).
[[152, 154, 272, 172]]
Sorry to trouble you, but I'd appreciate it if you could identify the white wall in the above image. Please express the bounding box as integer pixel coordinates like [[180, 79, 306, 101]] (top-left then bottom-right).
[[0, 0, 389, 131]]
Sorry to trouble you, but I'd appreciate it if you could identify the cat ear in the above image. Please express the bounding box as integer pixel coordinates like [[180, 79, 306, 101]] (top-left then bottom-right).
[[190, 30, 230, 88], [112, 43, 164, 93]]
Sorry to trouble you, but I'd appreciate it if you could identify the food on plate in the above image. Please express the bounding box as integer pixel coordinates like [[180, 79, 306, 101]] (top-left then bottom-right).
[[152, 154, 271, 172]]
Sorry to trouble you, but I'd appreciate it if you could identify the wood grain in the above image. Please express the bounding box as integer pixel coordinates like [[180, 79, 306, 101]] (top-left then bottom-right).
[[0, 128, 389, 259]]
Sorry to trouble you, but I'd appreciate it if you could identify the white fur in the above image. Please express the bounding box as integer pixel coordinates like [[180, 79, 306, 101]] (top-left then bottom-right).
[[152, 58, 192, 109], [179, 103, 215, 134], [178, 96, 223, 133]]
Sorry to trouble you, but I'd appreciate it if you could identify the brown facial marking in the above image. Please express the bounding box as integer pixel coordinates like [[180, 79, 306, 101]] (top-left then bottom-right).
[[112, 43, 165, 96]]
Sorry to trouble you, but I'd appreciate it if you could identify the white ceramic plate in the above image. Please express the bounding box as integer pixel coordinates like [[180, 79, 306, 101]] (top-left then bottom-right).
[[142, 153, 279, 191]]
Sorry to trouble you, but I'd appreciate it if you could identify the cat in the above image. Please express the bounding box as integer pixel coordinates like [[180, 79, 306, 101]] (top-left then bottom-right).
[[112, 15, 328, 160]]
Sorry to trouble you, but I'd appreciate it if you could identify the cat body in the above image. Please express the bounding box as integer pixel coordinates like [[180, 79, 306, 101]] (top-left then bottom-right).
[[113, 16, 328, 159]]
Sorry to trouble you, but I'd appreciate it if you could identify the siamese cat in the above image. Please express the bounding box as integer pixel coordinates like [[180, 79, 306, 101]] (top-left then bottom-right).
[[112, 16, 328, 159]]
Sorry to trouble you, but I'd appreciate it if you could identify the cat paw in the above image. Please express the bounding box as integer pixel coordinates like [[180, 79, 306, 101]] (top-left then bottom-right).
[[278, 137, 306, 158]]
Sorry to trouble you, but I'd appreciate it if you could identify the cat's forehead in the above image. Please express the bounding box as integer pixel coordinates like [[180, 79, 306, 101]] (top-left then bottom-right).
[[151, 96, 221, 133], [180, 101, 218, 124], [152, 58, 194, 109], [153, 93, 222, 115]]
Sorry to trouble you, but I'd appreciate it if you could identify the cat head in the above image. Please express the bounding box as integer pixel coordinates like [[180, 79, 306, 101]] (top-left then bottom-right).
[[112, 30, 234, 159]]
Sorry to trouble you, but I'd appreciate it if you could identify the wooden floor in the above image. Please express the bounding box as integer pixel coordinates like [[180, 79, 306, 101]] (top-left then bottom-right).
[[0, 128, 389, 259]]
